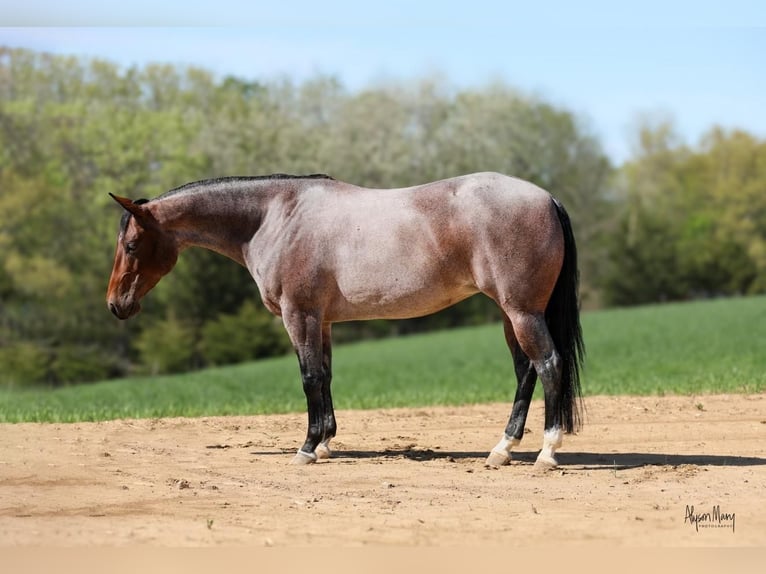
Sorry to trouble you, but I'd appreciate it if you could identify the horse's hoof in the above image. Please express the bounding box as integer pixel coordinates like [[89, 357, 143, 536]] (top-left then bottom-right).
[[485, 450, 511, 468], [315, 443, 332, 460], [533, 453, 558, 472], [290, 450, 318, 465]]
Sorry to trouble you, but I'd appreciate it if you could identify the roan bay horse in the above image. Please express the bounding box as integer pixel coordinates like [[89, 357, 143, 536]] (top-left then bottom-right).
[[106, 172, 584, 469]]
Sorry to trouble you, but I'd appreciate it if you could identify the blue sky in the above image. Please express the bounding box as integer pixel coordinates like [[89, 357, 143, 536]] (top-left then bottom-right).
[[2, 1, 764, 164]]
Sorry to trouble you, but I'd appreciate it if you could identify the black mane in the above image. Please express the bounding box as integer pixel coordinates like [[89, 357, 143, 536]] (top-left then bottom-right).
[[118, 174, 334, 232], [162, 173, 334, 198]]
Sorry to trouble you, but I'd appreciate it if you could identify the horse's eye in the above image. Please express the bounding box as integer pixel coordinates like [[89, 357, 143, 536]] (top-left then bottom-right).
[[125, 241, 138, 255]]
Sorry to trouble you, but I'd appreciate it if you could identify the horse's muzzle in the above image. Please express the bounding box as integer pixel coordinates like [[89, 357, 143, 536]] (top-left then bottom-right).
[[108, 299, 140, 320]]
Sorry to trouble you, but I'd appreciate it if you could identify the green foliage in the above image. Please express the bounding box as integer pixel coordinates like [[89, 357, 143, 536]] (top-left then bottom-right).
[[2, 46, 765, 387], [200, 301, 290, 366], [0, 296, 763, 422], [0, 46, 613, 385], [49, 345, 115, 385], [159, 249, 259, 324], [0, 341, 48, 387], [601, 119, 766, 305], [133, 315, 195, 375], [601, 208, 686, 305]]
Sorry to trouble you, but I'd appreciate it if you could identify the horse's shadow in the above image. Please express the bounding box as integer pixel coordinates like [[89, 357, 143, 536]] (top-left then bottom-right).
[[525, 451, 766, 469], [244, 447, 766, 469], [556, 451, 766, 469]]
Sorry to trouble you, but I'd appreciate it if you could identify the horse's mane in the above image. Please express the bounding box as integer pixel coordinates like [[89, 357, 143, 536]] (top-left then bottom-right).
[[160, 173, 334, 200], [118, 174, 334, 233]]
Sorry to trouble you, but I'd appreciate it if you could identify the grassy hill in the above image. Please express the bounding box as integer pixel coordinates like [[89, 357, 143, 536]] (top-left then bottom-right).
[[1, 296, 764, 422]]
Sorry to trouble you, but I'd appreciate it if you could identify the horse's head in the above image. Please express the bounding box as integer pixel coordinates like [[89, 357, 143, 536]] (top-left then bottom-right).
[[106, 194, 179, 320]]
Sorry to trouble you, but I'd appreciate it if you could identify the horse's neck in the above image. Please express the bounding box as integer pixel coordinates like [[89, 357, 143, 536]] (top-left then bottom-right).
[[152, 188, 268, 265]]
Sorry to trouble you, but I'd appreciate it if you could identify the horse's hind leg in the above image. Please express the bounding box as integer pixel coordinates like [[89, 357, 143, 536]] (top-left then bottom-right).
[[502, 310, 564, 471], [314, 322, 336, 460], [486, 315, 538, 467]]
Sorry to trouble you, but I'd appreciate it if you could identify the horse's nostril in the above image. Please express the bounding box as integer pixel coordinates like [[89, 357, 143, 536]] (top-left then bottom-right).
[[109, 302, 119, 317]]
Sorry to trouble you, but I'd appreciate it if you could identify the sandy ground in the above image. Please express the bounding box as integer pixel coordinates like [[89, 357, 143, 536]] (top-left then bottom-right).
[[1, 394, 764, 547]]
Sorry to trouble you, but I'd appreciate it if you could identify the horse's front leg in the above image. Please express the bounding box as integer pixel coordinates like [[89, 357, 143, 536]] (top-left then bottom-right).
[[283, 308, 327, 465], [314, 322, 336, 460]]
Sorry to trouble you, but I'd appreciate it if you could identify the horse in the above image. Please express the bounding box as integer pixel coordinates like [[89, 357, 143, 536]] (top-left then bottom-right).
[[106, 172, 584, 469]]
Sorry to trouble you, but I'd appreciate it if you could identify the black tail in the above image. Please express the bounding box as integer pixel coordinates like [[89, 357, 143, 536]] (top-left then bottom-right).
[[545, 198, 585, 433]]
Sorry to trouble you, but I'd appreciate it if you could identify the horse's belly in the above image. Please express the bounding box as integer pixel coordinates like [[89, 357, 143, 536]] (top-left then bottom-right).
[[328, 268, 477, 321]]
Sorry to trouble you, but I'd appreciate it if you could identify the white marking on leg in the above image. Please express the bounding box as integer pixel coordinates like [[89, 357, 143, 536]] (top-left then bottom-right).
[[485, 433, 520, 467], [535, 426, 563, 468], [290, 449, 318, 465], [315, 439, 332, 460], [493, 433, 521, 456]]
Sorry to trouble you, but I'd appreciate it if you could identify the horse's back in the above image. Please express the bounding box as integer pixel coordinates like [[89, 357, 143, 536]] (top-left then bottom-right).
[[322, 172, 554, 230], [449, 172, 553, 213]]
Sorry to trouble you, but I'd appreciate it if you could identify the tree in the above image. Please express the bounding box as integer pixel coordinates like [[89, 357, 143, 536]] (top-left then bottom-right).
[[0, 46, 626, 385], [602, 119, 762, 305]]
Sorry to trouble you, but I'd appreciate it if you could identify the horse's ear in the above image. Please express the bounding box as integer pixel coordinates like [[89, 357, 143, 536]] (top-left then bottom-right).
[[109, 193, 154, 225]]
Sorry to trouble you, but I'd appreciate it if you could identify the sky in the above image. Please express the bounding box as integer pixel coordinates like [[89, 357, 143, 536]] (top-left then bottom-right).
[[1, 1, 764, 164]]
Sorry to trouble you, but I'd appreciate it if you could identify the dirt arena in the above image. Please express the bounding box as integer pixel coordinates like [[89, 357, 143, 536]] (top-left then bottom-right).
[[1, 394, 763, 547]]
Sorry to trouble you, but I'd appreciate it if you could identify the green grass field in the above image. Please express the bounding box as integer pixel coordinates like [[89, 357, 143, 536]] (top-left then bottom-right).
[[1, 296, 764, 423]]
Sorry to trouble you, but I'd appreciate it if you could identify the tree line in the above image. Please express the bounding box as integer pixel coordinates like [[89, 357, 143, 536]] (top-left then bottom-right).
[[1, 47, 763, 386]]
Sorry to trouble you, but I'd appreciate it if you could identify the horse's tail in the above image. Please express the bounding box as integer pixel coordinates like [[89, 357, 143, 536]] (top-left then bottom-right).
[[545, 197, 585, 433]]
